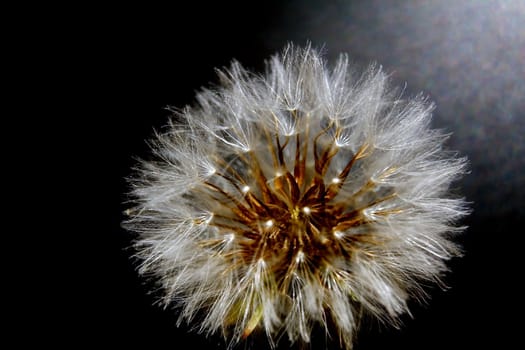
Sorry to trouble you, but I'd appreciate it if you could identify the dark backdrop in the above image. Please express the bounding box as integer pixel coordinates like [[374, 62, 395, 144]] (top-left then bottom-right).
[[79, 1, 524, 349]]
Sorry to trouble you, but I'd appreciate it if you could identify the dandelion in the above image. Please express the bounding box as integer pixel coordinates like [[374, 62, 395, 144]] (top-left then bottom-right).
[[125, 45, 469, 349]]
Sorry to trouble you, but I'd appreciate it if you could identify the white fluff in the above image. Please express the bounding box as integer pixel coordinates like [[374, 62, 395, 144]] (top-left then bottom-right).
[[125, 45, 469, 349]]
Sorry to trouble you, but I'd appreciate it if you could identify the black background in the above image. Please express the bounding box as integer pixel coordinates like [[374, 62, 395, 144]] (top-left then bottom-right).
[[65, 1, 524, 349]]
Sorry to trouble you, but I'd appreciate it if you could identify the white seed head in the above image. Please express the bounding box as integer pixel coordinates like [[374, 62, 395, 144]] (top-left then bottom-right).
[[125, 45, 469, 349]]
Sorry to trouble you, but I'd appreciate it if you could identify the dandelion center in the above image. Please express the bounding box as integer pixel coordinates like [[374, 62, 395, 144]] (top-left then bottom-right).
[[201, 124, 394, 300]]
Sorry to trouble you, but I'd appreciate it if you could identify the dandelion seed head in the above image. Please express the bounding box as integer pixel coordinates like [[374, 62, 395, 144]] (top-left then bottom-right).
[[224, 233, 235, 243], [296, 251, 305, 263], [334, 230, 344, 239], [125, 45, 469, 349]]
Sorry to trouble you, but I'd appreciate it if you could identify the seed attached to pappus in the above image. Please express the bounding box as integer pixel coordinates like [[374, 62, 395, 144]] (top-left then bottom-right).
[[125, 45, 469, 349]]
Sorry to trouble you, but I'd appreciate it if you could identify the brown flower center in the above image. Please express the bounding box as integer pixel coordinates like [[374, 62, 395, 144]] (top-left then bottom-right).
[[199, 122, 392, 293]]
